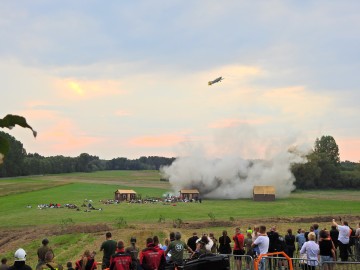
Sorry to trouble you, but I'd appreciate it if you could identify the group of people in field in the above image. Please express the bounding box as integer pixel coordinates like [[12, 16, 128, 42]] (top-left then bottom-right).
[[2, 220, 360, 270]]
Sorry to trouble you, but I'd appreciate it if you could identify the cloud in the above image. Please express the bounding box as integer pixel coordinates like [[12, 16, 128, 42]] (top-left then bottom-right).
[[54, 79, 125, 100], [208, 117, 271, 129], [129, 134, 186, 147]]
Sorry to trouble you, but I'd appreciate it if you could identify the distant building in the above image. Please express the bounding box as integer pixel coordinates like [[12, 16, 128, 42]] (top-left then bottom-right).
[[115, 189, 137, 201], [253, 186, 275, 201], [179, 189, 200, 200]]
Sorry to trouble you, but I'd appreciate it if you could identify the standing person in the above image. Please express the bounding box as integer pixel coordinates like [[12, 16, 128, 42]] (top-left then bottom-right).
[[125, 237, 139, 270], [187, 232, 198, 253], [318, 230, 336, 270], [139, 238, 166, 270], [252, 226, 260, 256], [332, 219, 350, 261], [8, 249, 32, 270], [100, 232, 117, 270], [296, 229, 306, 255], [329, 226, 339, 250], [252, 226, 269, 270], [285, 229, 296, 258], [1, 258, 9, 270], [36, 251, 63, 270], [75, 250, 97, 270], [232, 227, 245, 270], [109, 241, 132, 270], [267, 226, 279, 253], [37, 239, 53, 269], [300, 232, 319, 270], [218, 230, 232, 255], [355, 222, 360, 261], [165, 232, 194, 267], [209, 233, 218, 253], [244, 232, 253, 270], [66, 262, 74, 270]]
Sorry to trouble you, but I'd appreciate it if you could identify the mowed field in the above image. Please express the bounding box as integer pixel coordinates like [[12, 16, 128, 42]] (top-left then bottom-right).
[[0, 170, 359, 266]]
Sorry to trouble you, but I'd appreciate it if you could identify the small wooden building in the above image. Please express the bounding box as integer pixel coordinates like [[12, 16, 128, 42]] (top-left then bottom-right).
[[253, 186, 275, 201], [114, 189, 137, 201], [179, 189, 200, 200]]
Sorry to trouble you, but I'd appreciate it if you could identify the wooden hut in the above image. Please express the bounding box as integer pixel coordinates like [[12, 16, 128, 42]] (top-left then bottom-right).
[[114, 189, 137, 201], [179, 189, 200, 200], [253, 186, 275, 201]]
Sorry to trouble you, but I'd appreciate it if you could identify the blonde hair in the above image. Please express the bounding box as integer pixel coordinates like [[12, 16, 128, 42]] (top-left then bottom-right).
[[308, 232, 316, 241]]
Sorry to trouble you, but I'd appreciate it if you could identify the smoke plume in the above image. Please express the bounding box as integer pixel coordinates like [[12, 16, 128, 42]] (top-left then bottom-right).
[[161, 124, 310, 199]]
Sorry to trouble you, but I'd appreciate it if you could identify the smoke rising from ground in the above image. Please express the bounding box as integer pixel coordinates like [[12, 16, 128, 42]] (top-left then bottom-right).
[[161, 125, 310, 199]]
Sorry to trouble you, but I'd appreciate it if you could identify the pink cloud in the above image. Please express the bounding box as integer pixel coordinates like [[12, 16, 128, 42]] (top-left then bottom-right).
[[208, 117, 271, 129], [129, 134, 186, 147]]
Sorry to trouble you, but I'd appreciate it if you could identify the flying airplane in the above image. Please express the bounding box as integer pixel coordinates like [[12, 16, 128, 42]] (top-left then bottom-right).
[[208, 76, 223, 86]]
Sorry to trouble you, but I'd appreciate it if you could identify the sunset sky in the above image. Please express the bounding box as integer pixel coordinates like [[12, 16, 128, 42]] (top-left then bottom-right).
[[1, 1, 359, 162]]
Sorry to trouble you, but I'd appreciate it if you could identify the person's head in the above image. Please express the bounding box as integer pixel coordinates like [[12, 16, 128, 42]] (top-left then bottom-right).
[[343, 221, 348, 226], [175, 232, 181, 240], [192, 232, 197, 236], [308, 232, 316, 241], [153, 236, 159, 245], [130, 236, 136, 244], [301, 229, 305, 233], [106, 232, 112, 239], [222, 230, 227, 236], [146, 238, 154, 245], [254, 226, 260, 232], [170, 232, 175, 241], [209, 233, 214, 239], [271, 226, 276, 232], [14, 249, 26, 262], [313, 224, 319, 230], [309, 226, 314, 232], [235, 227, 240, 234], [287, 228, 292, 235], [117, 241, 125, 249], [164, 238, 170, 246], [45, 251, 54, 262], [200, 235, 209, 245], [42, 238, 49, 246], [66, 262, 72, 268], [319, 230, 328, 239], [246, 232, 252, 238], [1, 258, 7, 265], [331, 225, 337, 230], [259, 225, 266, 234], [90, 251, 96, 258]]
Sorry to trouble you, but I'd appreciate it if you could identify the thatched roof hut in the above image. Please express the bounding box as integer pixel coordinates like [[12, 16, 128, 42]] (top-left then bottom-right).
[[114, 189, 137, 201], [179, 189, 200, 200], [253, 186, 275, 201]]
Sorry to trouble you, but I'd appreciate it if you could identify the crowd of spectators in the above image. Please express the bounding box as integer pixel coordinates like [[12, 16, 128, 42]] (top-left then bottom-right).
[[2, 220, 359, 270]]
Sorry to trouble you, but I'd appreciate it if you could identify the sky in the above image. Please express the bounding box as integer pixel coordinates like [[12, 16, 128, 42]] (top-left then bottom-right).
[[1, 1, 360, 162]]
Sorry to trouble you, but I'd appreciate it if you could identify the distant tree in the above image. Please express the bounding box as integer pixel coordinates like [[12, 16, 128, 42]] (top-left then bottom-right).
[[0, 132, 26, 177], [314, 135, 340, 165]]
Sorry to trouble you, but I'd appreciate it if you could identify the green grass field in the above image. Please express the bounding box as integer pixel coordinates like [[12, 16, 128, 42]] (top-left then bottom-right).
[[1, 170, 360, 267], [1, 171, 359, 228]]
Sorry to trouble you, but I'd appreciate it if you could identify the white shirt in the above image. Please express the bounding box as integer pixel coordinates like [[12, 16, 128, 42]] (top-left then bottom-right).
[[300, 240, 319, 266], [337, 225, 350, 244], [253, 235, 269, 255]]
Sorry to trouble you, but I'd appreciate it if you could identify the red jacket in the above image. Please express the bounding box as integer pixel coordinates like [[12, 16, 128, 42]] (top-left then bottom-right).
[[139, 244, 165, 270], [109, 250, 132, 270]]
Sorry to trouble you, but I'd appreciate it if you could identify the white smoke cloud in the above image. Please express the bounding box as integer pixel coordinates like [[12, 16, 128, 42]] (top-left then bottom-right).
[[161, 124, 311, 199]]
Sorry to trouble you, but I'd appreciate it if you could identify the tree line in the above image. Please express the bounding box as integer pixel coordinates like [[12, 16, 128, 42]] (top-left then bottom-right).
[[0, 131, 359, 189], [0, 131, 175, 177]]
